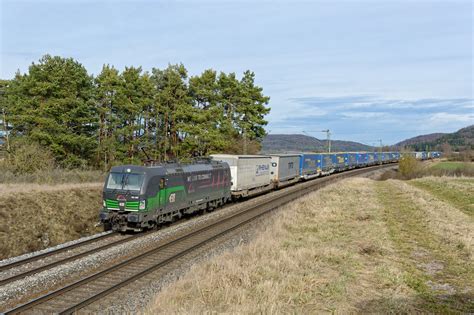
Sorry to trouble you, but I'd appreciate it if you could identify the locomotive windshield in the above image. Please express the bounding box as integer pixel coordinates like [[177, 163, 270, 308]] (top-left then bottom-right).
[[106, 172, 144, 191]]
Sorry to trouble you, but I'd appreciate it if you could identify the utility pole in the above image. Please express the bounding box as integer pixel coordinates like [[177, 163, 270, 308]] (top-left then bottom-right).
[[303, 129, 331, 153], [378, 139, 383, 164], [322, 129, 331, 153]]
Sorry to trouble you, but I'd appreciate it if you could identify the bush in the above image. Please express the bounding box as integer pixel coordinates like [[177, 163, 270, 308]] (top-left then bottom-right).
[[0, 140, 106, 184], [398, 155, 423, 179], [1, 141, 55, 174], [59, 155, 88, 170]]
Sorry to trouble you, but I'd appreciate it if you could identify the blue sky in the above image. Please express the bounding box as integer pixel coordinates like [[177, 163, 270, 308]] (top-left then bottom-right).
[[1, 0, 472, 145]]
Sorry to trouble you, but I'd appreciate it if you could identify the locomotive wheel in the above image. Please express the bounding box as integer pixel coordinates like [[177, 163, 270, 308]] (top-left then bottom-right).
[[103, 222, 112, 231]]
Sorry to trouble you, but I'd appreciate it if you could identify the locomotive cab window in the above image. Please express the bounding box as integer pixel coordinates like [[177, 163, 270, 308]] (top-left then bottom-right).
[[160, 178, 166, 189], [106, 173, 144, 191]]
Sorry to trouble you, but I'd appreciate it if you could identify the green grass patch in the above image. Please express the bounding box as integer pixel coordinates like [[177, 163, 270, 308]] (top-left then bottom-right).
[[409, 178, 474, 216], [376, 181, 473, 313], [431, 162, 468, 171]]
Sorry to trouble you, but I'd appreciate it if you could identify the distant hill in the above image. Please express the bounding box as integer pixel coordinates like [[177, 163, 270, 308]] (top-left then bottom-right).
[[396, 133, 446, 147], [260, 134, 374, 153], [395, 125, 474, 151]]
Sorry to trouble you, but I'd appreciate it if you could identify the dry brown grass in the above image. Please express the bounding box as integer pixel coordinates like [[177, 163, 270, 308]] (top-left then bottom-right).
[[395, 179, 473, 247], [0, 183, 103, 194], [0, 183, 103, 259], [376, 178, 473, 312], [409, 176, 474, 216], [0, 168, 105, 184], [147, 177, 473, 314]]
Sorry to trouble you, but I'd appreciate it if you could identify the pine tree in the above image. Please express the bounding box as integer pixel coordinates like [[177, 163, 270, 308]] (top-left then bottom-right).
[[6, 55, 96, 167], [151, 64, 191, 160], [95, 64, 121, 169], [189, 69, 230, 155], [0, 79, 11, 153], [236, 70, 270, 142]]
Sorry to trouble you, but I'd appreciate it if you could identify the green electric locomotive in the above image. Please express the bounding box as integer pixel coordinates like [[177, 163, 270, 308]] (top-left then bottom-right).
[[99, 160, 232, 232]]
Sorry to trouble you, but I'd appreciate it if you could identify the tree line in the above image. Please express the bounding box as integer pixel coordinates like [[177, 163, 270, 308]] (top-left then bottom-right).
[[0, 55, 270, 170]]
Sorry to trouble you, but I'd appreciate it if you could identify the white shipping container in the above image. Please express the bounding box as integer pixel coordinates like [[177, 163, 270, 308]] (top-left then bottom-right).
[[210, 154, 272, 193], [270, 154, 301, 183]]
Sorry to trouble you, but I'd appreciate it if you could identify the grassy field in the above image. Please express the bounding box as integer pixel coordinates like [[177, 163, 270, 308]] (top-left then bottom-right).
[[0, 183, 103, 259], [149, 177, 473, 313], [429, 161, 474, 177], [431, 161, 473, 171]]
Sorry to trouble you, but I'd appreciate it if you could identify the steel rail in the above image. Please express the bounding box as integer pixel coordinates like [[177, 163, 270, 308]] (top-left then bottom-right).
[[0, 232, 115, 273], [0, 233, 145, 286]]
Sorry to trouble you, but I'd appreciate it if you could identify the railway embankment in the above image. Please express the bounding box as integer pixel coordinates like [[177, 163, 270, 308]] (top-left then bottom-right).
[[148, 176, 473, 313], [0, 183, 103, 259]]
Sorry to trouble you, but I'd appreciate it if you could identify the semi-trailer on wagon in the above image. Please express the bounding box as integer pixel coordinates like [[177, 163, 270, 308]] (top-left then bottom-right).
[[210, 154, 273, 198]]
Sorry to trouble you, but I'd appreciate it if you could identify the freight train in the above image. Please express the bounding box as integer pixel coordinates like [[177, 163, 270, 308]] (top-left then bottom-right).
[[99, 151, 440, 232]]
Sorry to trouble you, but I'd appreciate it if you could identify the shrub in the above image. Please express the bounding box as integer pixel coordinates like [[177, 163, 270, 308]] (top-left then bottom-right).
[[398, 155, 423, 179], [1, 141, 55, 174], [59, 155, 88, 170]]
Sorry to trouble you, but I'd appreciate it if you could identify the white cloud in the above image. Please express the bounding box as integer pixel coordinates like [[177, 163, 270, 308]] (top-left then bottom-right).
[[428, 112, 474, 124], [340, 111, 390, 119]]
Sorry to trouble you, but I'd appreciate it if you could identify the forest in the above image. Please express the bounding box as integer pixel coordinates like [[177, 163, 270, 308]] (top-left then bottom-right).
[[0, 55, 270, 171]]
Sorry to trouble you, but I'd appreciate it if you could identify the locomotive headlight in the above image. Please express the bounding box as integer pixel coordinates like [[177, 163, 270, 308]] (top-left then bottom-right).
[[139, 200, 146, 210]]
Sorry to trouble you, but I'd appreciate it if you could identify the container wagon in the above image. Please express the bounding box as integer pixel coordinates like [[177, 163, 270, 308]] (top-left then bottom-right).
[[348, 153, 358, 169], [390, 152, 400, 162], [367, 152, 376, 165], [299, 153, 321, 179], [357, 153, 368, 167], [211, 154, 272, 198], [270, 154, 301, 188], [320, 153, 338, 174], [334, 153, 347, 171]]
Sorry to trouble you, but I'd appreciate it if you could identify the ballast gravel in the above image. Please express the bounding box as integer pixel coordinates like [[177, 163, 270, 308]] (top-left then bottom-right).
[[0, 231, 112, 268]]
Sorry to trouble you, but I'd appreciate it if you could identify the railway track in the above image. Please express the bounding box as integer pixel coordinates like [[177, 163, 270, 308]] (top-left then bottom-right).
[[0, 232, 144, 287], [3, 164, 395, 314]]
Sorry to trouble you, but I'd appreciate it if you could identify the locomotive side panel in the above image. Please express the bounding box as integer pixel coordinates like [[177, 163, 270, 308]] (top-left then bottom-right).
[[181, 163, 231, 206]]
